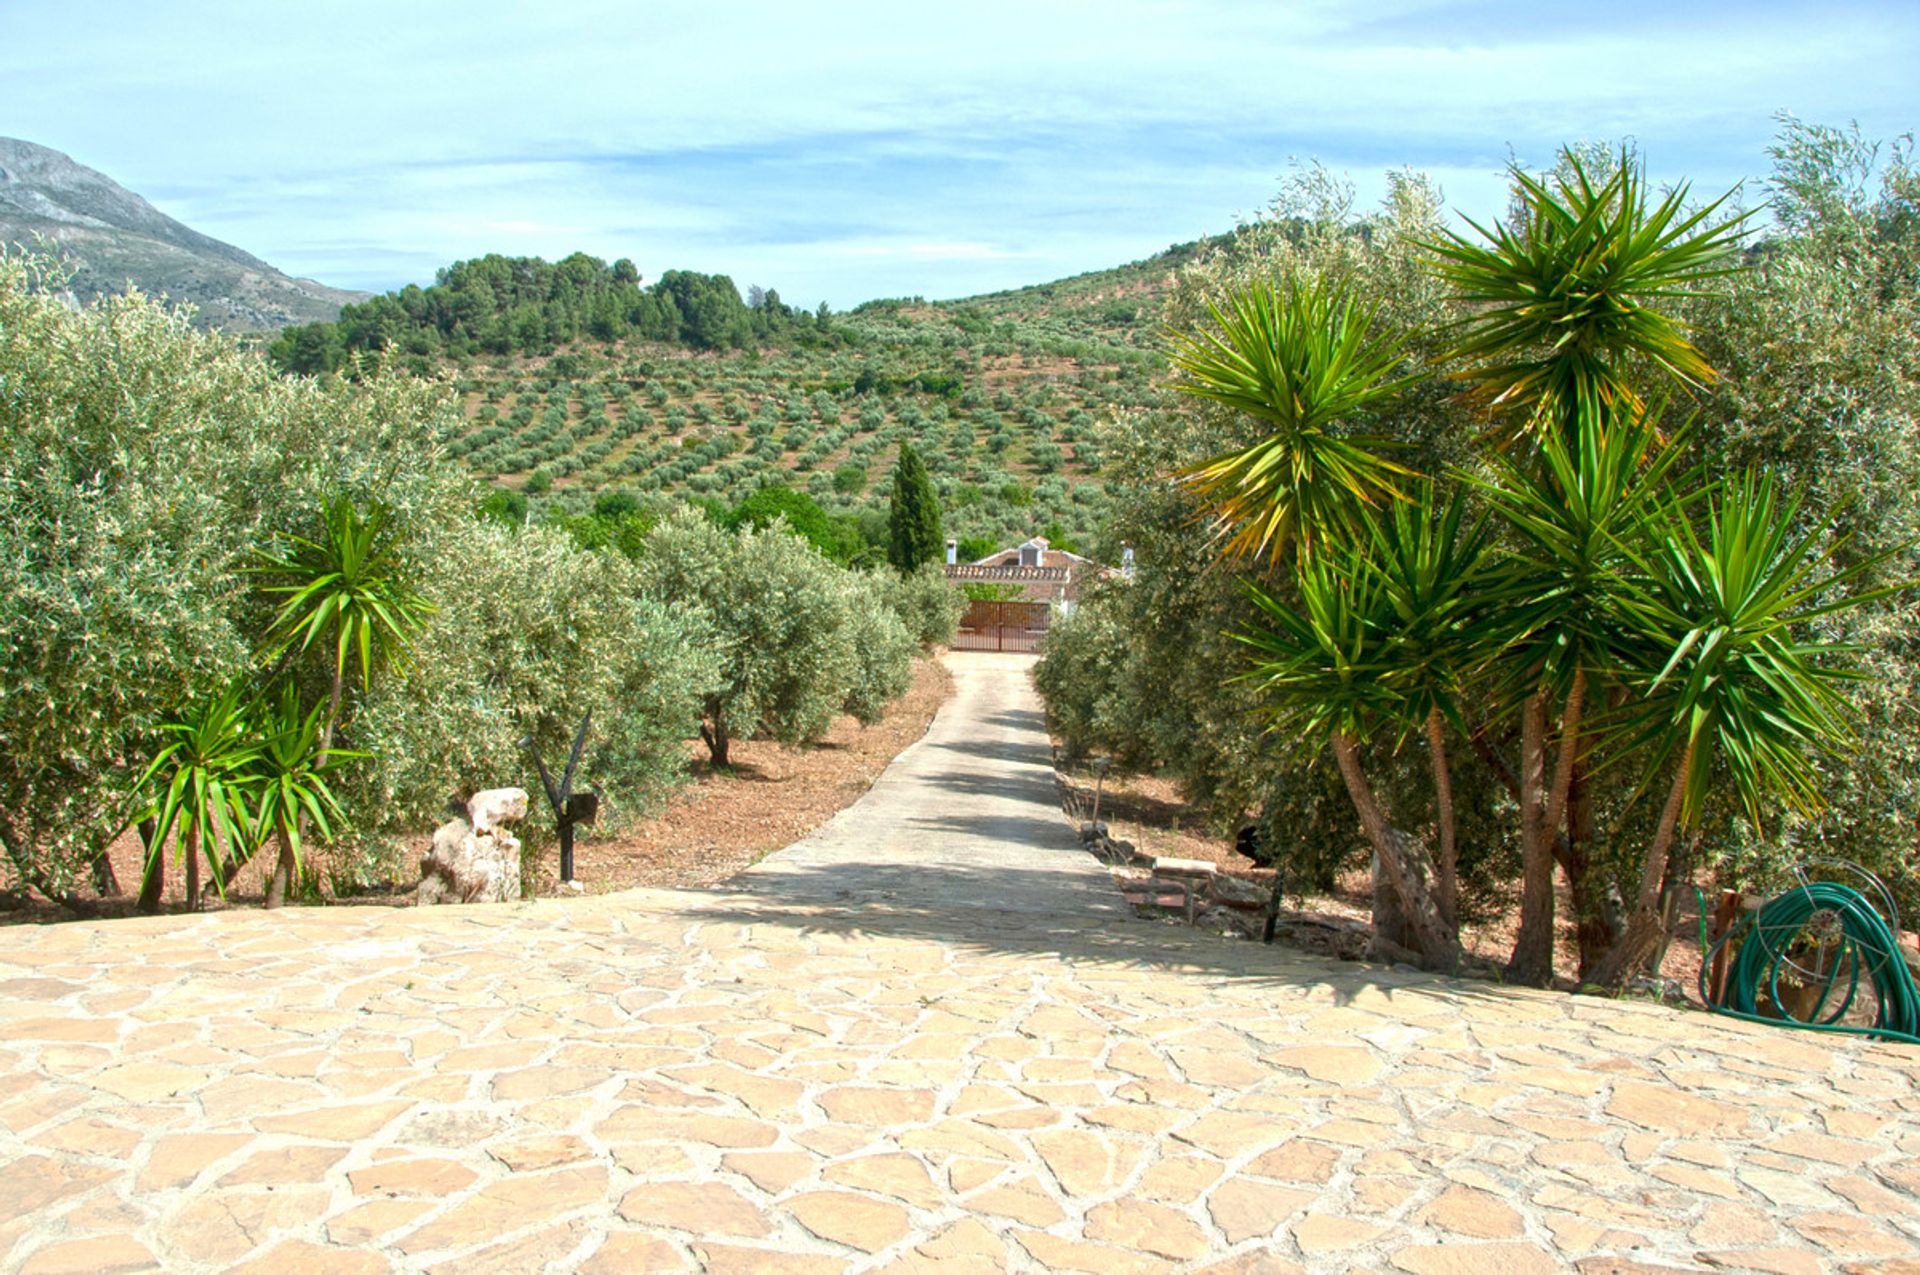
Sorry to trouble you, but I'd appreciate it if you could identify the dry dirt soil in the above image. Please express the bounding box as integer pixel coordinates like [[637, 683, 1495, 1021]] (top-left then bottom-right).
[[1055, 763, 1718, 994], [0, 655, 954, 924], [544, 654, 955, 894]]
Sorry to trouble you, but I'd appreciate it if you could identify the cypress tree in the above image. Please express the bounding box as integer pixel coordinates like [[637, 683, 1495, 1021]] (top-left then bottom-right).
[[887, 442, 943, 573]]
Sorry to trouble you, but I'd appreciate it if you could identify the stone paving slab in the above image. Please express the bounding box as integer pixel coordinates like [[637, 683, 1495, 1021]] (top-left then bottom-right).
[[2, 891, 1919, 1273], [4, 653, 1920, 1272]]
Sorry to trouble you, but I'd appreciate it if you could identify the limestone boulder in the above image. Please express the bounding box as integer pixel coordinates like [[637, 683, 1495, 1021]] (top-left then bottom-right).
[[417, 789, 528, 905], [468, 787, 530, 834], [1210, 874, 1270, 909]]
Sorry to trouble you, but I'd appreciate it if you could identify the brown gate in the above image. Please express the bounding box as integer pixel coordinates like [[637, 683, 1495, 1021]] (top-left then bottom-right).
[[954, 600, 1050, 653]]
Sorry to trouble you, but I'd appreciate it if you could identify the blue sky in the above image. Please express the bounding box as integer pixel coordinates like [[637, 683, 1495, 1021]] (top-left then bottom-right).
[[4, 1, 1916, 308]]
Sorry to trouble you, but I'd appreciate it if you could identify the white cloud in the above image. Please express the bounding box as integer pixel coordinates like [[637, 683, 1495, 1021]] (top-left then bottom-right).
[[1, 0, 1913, 304]]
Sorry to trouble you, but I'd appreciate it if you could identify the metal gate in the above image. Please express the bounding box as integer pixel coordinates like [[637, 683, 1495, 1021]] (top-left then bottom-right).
[[954, 600, 1050, 653]]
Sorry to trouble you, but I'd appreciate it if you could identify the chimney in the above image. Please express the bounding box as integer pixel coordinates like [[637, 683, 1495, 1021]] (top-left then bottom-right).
[[945, 538, 958, 566]]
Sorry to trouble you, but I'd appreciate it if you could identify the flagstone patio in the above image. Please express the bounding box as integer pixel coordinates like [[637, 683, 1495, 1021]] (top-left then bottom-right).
[[2, 654, 1916, 1272]]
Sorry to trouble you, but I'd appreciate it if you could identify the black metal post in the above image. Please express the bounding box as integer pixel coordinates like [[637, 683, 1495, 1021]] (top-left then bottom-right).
[[520, 712, 596, 885], [1263, 863, 1288, 945]]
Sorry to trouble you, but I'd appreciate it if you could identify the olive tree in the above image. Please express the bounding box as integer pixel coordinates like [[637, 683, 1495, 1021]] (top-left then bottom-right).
[[638, 510, 916, 766], [0, 251, 715, 905], [0, 253, 463, 902]]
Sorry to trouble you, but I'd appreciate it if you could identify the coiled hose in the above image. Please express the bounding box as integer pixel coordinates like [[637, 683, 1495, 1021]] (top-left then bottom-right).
[[1698, 880, 1920, 1046]]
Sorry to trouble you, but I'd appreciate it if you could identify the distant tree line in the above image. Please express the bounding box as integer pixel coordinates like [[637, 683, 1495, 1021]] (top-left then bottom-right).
[[269, 252, 833, 374]]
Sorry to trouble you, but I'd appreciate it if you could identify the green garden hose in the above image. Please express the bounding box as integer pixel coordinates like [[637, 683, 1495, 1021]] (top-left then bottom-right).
[[1696, 879, 1920, 1046]]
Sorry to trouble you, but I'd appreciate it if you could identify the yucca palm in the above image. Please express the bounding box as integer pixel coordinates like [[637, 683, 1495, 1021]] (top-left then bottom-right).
[[250, 683, 358, 910], [1424, 149, 1750, 446], [1587, 472, 1898, 986], [1364, 483, 1499, 925], [1425, 147, 1749, 984], [1471, 411, 1699, 979], [256, 493, 435, 754], [1237, 496, 1494, 970], [135, 681, 259, 910], [1170, 277, 1418, 563]]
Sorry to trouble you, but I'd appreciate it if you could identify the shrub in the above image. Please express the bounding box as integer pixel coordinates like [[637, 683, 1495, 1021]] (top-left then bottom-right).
[[1032, 592, 1141, 764], [0, 254, 711, 903], [881, 563, 967, 649], [346, 523, 713, 857], [839, 577, 918, 724], [639, 511, 910, 764]]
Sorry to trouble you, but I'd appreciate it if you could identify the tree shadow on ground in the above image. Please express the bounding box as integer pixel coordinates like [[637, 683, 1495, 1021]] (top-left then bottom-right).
[[912, 769, 1068, 810], [701, 858, 1505, 1011], [926, 737, 1046, 766]]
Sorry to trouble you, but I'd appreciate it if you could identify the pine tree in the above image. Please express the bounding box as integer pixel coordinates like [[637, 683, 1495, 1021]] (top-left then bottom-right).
[[887, 442, 943, 573]]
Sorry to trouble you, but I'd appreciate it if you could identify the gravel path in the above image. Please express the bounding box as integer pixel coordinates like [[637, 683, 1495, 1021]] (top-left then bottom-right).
[[2, 654, 1919, 1273]]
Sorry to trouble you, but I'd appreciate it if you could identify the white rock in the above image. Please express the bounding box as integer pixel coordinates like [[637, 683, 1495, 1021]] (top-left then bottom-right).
[[418, 814, 521, 906], [467, 787, 529, 834]]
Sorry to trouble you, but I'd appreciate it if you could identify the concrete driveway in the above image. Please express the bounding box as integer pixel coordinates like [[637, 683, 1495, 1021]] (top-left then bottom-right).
[[741, 652, 1119, 919]]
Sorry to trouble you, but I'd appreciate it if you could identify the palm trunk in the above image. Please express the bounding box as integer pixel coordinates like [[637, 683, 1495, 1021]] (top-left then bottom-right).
[[320, 665, 345, 761], [185, 821, 201, 911], [1425, 708, 1458, 930], [1566, 739, 1620, 979], [265, 824, 296, 910], [136, 817, 164, 914], [1510, 669, 1587, 984], [1329, 730, 1460, 972], [1589, 746, 1693, 989], [1508, 689, 1555, 984], [1543, 669, 1585, 841]]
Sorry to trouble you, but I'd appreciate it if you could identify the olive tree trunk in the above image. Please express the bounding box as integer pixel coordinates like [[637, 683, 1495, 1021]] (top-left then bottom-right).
[[701, 711, 732, 768], [1510, 669, 1586, 985]]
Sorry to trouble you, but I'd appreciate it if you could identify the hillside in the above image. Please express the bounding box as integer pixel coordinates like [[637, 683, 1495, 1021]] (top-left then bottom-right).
[[273, 236, 1231, 555], [0, 138, 367, 332]]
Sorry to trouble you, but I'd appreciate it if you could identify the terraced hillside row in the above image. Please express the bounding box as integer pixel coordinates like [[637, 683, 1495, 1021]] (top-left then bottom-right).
[[278, 237, 1230, 556]]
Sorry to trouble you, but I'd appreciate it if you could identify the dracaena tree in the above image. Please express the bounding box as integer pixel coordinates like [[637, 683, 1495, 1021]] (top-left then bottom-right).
[[1040, 130, 1914, 992], [250, 682, 357, 910], [1469, 413, 1692, 982], [1587, 473, 1899, 986], [1174, 275, 1486, 961], [1424, 148, 1749, 446], [135, 681, 259, 912], [1422, 148, 1753, 984], [1237, 486, 1496, 970], [1170, 277, 1417, 564], [1360, 483, 1498, 929], [256, 494, 435, 757]]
